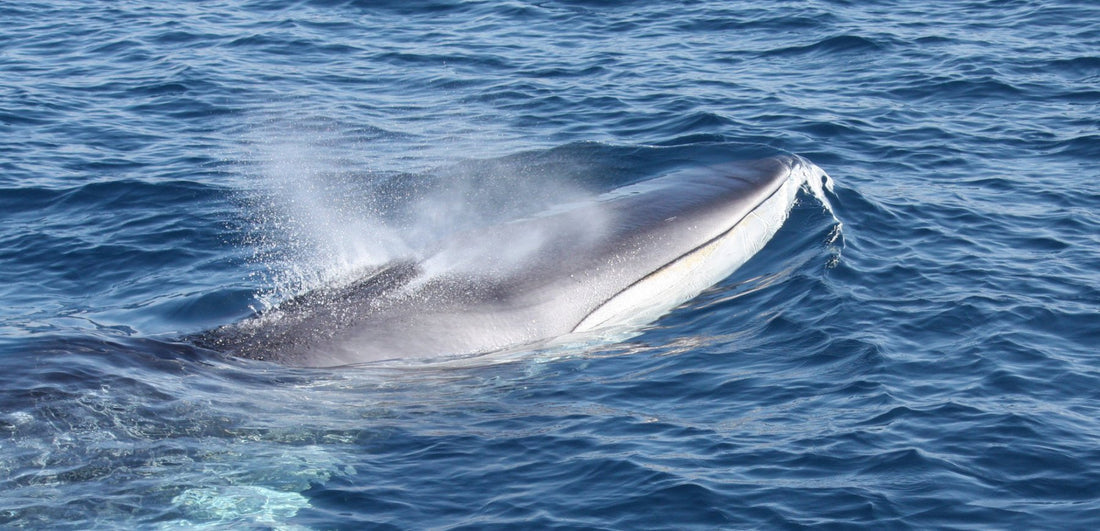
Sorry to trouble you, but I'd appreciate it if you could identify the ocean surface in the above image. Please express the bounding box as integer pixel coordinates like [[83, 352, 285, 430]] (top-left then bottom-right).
[[2, 0, 1098, 528]]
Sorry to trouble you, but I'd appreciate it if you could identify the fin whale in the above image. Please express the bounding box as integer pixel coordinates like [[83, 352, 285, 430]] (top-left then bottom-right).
[[197, 155, 829, 367]]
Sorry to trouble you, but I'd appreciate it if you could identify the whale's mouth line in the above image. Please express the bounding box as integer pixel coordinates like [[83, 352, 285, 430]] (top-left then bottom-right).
[[571, 161, 804, 334]]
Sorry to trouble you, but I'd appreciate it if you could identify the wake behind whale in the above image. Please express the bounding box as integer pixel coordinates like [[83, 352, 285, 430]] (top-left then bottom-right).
[[197, 154, 834, 367]]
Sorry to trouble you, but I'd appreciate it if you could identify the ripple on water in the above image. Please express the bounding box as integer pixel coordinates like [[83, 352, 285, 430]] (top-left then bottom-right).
[[1, 0, 1100, 528]]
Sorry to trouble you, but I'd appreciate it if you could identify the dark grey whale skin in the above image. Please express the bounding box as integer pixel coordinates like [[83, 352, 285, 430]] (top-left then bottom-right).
[[195, 156, 806, 367]]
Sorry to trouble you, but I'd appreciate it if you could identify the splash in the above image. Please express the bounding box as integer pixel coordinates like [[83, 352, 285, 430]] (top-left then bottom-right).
[[794, 155, 840, 226], [791, 156, 844, 262]]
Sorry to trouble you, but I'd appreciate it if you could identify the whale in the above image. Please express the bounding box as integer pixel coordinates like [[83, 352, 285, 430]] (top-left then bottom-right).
[[196, 155, 830, 367]]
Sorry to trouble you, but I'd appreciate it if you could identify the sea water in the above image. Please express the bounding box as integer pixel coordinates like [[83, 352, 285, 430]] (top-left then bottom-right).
[[1, 0, 1098, 528]]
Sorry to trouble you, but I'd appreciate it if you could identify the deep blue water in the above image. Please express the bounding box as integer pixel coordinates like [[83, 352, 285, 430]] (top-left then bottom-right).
[[2, 0, 1099, 527]]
